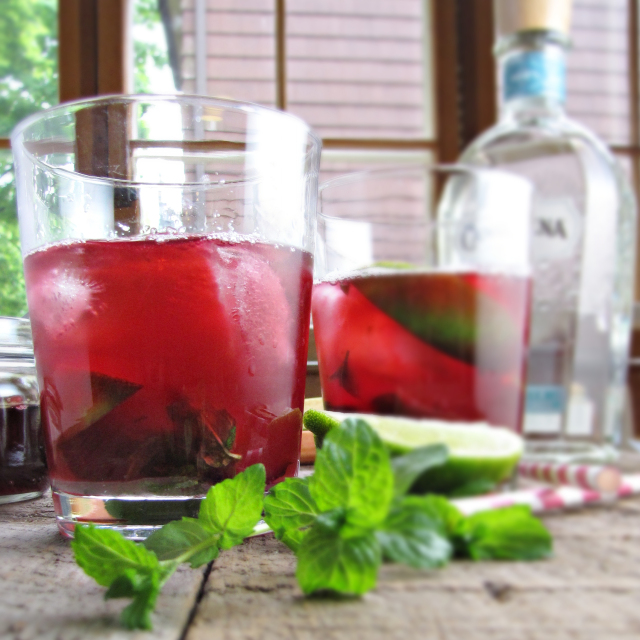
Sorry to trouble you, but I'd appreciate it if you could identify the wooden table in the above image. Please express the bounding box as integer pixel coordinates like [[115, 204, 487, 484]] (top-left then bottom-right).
[[3, 465, 640, 640]]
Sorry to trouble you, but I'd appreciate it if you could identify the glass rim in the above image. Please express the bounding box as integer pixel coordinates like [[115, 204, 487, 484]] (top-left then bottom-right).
[[318, 163, 532, 226], [10, 93, 323, 190], [319, 163, 518, 195]]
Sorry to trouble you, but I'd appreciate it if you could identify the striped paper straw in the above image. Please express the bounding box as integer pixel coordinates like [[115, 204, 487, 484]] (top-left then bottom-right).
[[617, 474, 640, 497], [452, 485, 604, 516], [452, 473, 640, 516], [518, 460, 622, 494]]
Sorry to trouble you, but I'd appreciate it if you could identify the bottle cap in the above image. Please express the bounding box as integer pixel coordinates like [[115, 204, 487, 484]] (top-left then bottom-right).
[[494, 0, 572, 37]]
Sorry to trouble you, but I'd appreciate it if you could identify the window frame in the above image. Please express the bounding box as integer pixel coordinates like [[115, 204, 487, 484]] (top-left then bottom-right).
[[3, 0, 640, 276], [0, 1, 481, 162]]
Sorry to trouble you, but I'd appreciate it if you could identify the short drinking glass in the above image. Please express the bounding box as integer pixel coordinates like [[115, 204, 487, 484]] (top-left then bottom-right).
[[312, 165, 533, 432], [12, 95, 320, 538]]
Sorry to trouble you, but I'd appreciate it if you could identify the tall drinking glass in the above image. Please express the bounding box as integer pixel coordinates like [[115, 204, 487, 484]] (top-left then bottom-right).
[[12, 95, 320, 538], [312, 165, 533, 433]]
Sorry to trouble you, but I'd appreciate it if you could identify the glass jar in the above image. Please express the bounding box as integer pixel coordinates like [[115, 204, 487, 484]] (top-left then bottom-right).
[[0, 317, 47, 503]]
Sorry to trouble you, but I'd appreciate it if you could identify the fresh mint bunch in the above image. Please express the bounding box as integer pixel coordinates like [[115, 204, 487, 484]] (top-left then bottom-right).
[[71, 463, 266, 630], [71, 419, 553, 628], [264, 419, 552, 596], [264, 418, 454, 594]]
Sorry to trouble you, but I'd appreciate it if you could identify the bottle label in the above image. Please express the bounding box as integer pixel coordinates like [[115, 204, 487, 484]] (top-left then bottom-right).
[[523, 385, 565, 434], [532, 196, 582, 263], [504, 50, 566, 103]]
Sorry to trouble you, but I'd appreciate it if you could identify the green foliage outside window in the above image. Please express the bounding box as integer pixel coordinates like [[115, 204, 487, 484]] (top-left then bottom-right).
[[0, 0, 57, 317], [0, 0, 170, 317]]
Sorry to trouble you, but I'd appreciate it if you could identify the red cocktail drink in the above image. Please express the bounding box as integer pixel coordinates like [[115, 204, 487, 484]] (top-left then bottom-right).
[[13, 94, 320, 536], [25, 235, 313, 499], [312, 269, 531, 432]]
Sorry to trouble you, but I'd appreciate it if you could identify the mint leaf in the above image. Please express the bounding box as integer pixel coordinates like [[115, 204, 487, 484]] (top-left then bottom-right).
[[72, 525, 160, 587], [309, 418, 394, 529], [119, 572, 161, 631], [458, 506, 553, 561], [104, 571, 143, 599], [72, 465, 269, 631], [390, 444, 448, 496], [281, 528, 307, 552], [198, 463, 266, 549], [71, 526, 163, 630], [264, 477, 320, 551], [376, 497, 452, 569], [296, 524, 381, 595], [264, 477, 319, 537], [143, 518, 219, 568], [404, 495, 465, 536], [104, 569, 162, 630], [447, 478, 497, 498]]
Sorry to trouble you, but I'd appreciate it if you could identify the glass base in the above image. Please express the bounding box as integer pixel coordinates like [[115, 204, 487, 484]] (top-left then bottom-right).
[[523, 439, 619, 464], [52, 489, 203, 540], [0, 490, 45, 505]]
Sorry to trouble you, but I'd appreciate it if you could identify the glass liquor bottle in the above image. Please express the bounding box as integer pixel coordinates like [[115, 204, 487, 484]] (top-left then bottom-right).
[[458, 0, 637, 461]]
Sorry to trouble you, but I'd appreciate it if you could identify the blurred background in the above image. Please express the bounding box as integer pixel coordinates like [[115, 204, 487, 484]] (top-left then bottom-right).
[[0, 0, 635, 317]]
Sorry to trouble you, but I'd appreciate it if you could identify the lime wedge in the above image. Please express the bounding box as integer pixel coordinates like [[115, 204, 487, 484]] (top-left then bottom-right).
[[303, 408, 523, 493]]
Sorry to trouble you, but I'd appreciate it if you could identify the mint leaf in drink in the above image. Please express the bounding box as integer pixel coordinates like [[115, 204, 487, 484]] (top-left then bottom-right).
[[296, 525, 381, 596], [376, 497, 452, 569], [456, 506, 552, 561], [143, 518, 219, 568], [390, 444, 448, 496], [263, 477, 319, 551], [309, 417, 394, 529], [198, 463, 266, 549]]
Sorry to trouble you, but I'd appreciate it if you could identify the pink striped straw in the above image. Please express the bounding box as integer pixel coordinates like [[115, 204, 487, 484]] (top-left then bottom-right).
[[451, 485, 603, 516], [451, 473, 640, 516], [617, 474, 640, 497], [517, 460, 622, 494]]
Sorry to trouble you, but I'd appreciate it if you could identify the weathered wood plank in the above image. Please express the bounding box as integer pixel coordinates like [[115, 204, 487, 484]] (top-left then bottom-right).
[[5, 476, 640, 639], [186, 499, 640, 640], [0, 495, 204, 640]]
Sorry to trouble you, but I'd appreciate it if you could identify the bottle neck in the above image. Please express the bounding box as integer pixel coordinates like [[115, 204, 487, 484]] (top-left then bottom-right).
[[496, 30, 568, 120]]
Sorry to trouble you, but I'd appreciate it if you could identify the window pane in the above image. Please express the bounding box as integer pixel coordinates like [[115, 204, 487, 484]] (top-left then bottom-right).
[[132, 0, 178, 93], [0, 0, 58, 137], [179, 0, 277, 105], [320, 150, 435, 224], [286, 0, 435, 139], [567, 0, 630, 145], [0, 150, 27, 317]]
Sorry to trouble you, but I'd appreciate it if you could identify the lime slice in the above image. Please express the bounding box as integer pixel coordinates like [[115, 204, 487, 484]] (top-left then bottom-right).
[[303, 409, 523, 493]]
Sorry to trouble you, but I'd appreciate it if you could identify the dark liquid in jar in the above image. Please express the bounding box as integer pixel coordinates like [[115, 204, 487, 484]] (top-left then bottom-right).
[[0, 403, 48, 497]]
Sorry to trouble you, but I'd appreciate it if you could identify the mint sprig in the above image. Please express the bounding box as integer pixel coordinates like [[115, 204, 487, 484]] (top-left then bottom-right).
[[71, 464, 266, 630], [265, 420, 552, 597], [71, 419, 553, 628]]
